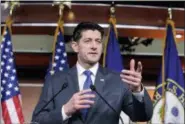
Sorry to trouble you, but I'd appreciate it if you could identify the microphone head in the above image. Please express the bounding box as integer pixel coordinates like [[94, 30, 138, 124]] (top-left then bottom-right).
[[62, 82, 68, 89], [90, 84, 96, 91]]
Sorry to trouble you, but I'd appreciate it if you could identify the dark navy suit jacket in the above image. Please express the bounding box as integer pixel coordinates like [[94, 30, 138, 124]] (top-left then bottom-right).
[[32, 65, 153, 124]]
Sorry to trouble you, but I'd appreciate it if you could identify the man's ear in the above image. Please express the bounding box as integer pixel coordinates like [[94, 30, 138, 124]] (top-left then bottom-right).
[[71, 41, 79, 53]]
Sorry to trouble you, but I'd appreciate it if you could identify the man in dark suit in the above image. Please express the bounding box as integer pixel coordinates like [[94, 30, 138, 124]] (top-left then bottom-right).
[[32, 22, 153, 124]]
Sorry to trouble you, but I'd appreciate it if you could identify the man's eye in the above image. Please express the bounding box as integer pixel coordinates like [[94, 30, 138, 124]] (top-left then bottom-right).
[[95, 40, 102, 43], [84, 40, 90, 43]]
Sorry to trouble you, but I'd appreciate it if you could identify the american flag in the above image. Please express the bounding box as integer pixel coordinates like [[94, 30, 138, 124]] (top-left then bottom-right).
[[46, 27, 69, 77], [1, 26, 24, 124]]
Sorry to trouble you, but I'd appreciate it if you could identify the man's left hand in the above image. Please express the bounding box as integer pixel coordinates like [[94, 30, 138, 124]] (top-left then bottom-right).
[[120, 59, 143, 92]]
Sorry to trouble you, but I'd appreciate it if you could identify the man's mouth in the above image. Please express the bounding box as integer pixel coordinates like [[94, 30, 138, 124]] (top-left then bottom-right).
[[89, 52, 97, 55]]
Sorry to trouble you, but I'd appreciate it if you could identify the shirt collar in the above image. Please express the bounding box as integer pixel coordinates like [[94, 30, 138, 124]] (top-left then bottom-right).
[[76, 62, 99, 76]]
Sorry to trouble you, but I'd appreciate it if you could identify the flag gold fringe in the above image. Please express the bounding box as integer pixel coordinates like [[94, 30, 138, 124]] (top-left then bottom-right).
[[1, 16, 13, 43], [50, 15, 64, 74], [103, 17, 118, 67], [161, 18, 177, 122]]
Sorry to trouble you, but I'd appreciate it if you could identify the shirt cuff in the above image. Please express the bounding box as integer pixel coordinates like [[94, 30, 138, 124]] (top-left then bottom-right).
[[132, 84, 144, 102], [61, 105, 71, 121]]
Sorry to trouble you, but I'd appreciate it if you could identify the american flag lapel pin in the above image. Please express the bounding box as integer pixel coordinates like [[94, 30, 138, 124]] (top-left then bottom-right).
[[100, 78, 105, 82]]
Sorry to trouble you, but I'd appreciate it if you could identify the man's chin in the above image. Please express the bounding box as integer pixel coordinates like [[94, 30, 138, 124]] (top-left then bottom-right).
[[88, 60, 99, 65]]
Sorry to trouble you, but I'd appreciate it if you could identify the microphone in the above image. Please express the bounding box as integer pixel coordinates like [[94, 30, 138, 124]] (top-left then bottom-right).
[[90, 84, 124, 124], [35, 82, 68, 116]]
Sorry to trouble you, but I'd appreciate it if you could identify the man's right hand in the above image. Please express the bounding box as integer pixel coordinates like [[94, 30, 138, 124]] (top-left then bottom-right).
[[63, 89, 95, 116]]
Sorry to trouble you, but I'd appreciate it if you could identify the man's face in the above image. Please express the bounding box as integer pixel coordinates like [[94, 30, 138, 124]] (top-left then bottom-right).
[[72, 30, 103, 65]]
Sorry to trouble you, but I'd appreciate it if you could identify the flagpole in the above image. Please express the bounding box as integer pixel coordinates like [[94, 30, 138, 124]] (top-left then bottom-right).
[[50, 2, 69, 75], [0, 32, 2, 124], [103, 3, 117, 67], [161, 8, 173, 123], [50, 11, 63, 75], [0, 17, 8, 120], [1, 1, 25, 123], [1, 1, 15, 122]]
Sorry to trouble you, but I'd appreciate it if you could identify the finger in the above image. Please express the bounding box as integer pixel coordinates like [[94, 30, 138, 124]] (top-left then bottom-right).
[[78, 99, 95, 105], [79, 94, 96, 100], [78, 89, 92, 95], [121, 70, 141, 78], [121, 79, 140, 87], [130, 59, 135, 71], [75, 104, 91, 110], [136, 61, 142, 73], [121, 75, 141, 83]]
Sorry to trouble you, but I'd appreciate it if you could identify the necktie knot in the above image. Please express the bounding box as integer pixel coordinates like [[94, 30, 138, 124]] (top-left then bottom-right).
[[83, 70, 92, 77]]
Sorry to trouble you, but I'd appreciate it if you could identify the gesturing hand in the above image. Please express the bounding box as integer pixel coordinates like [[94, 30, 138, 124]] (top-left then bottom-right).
[[120, 59, 143, 92], [63, 89, 95, 116]]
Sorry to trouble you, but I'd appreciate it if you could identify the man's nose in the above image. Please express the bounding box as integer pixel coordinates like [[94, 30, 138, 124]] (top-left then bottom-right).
[[91, 41, 97, 49]]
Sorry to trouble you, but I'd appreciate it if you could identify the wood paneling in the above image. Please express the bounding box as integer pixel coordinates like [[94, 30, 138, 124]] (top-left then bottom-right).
[[15, 53, 185, 81], [20, 87, 41, 123], [1, 26, 184, 42], [1, 4, 184, 41], [15, 53, 51, 66], [2, 4, 184, 27]]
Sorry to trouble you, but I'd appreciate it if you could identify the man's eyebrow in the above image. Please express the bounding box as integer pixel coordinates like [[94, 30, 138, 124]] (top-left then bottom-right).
[[83, 38, 92, 40], [95, 38, 101, 40], [82, 38, 101, 41]]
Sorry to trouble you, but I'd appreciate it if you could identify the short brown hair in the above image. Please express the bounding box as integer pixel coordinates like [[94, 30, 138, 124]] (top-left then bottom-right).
[[72, 22, 104, 42]]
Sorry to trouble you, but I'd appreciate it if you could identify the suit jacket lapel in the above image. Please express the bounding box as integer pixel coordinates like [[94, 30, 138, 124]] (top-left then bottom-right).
[[67, 65, 80, 93], [67, 66, 86, 123], [86, 65, 106, 122]]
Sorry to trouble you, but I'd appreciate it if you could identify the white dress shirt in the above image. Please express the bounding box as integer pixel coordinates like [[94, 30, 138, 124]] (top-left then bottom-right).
[[61, 62, 144, 121], [76, 62, 98, 91]]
